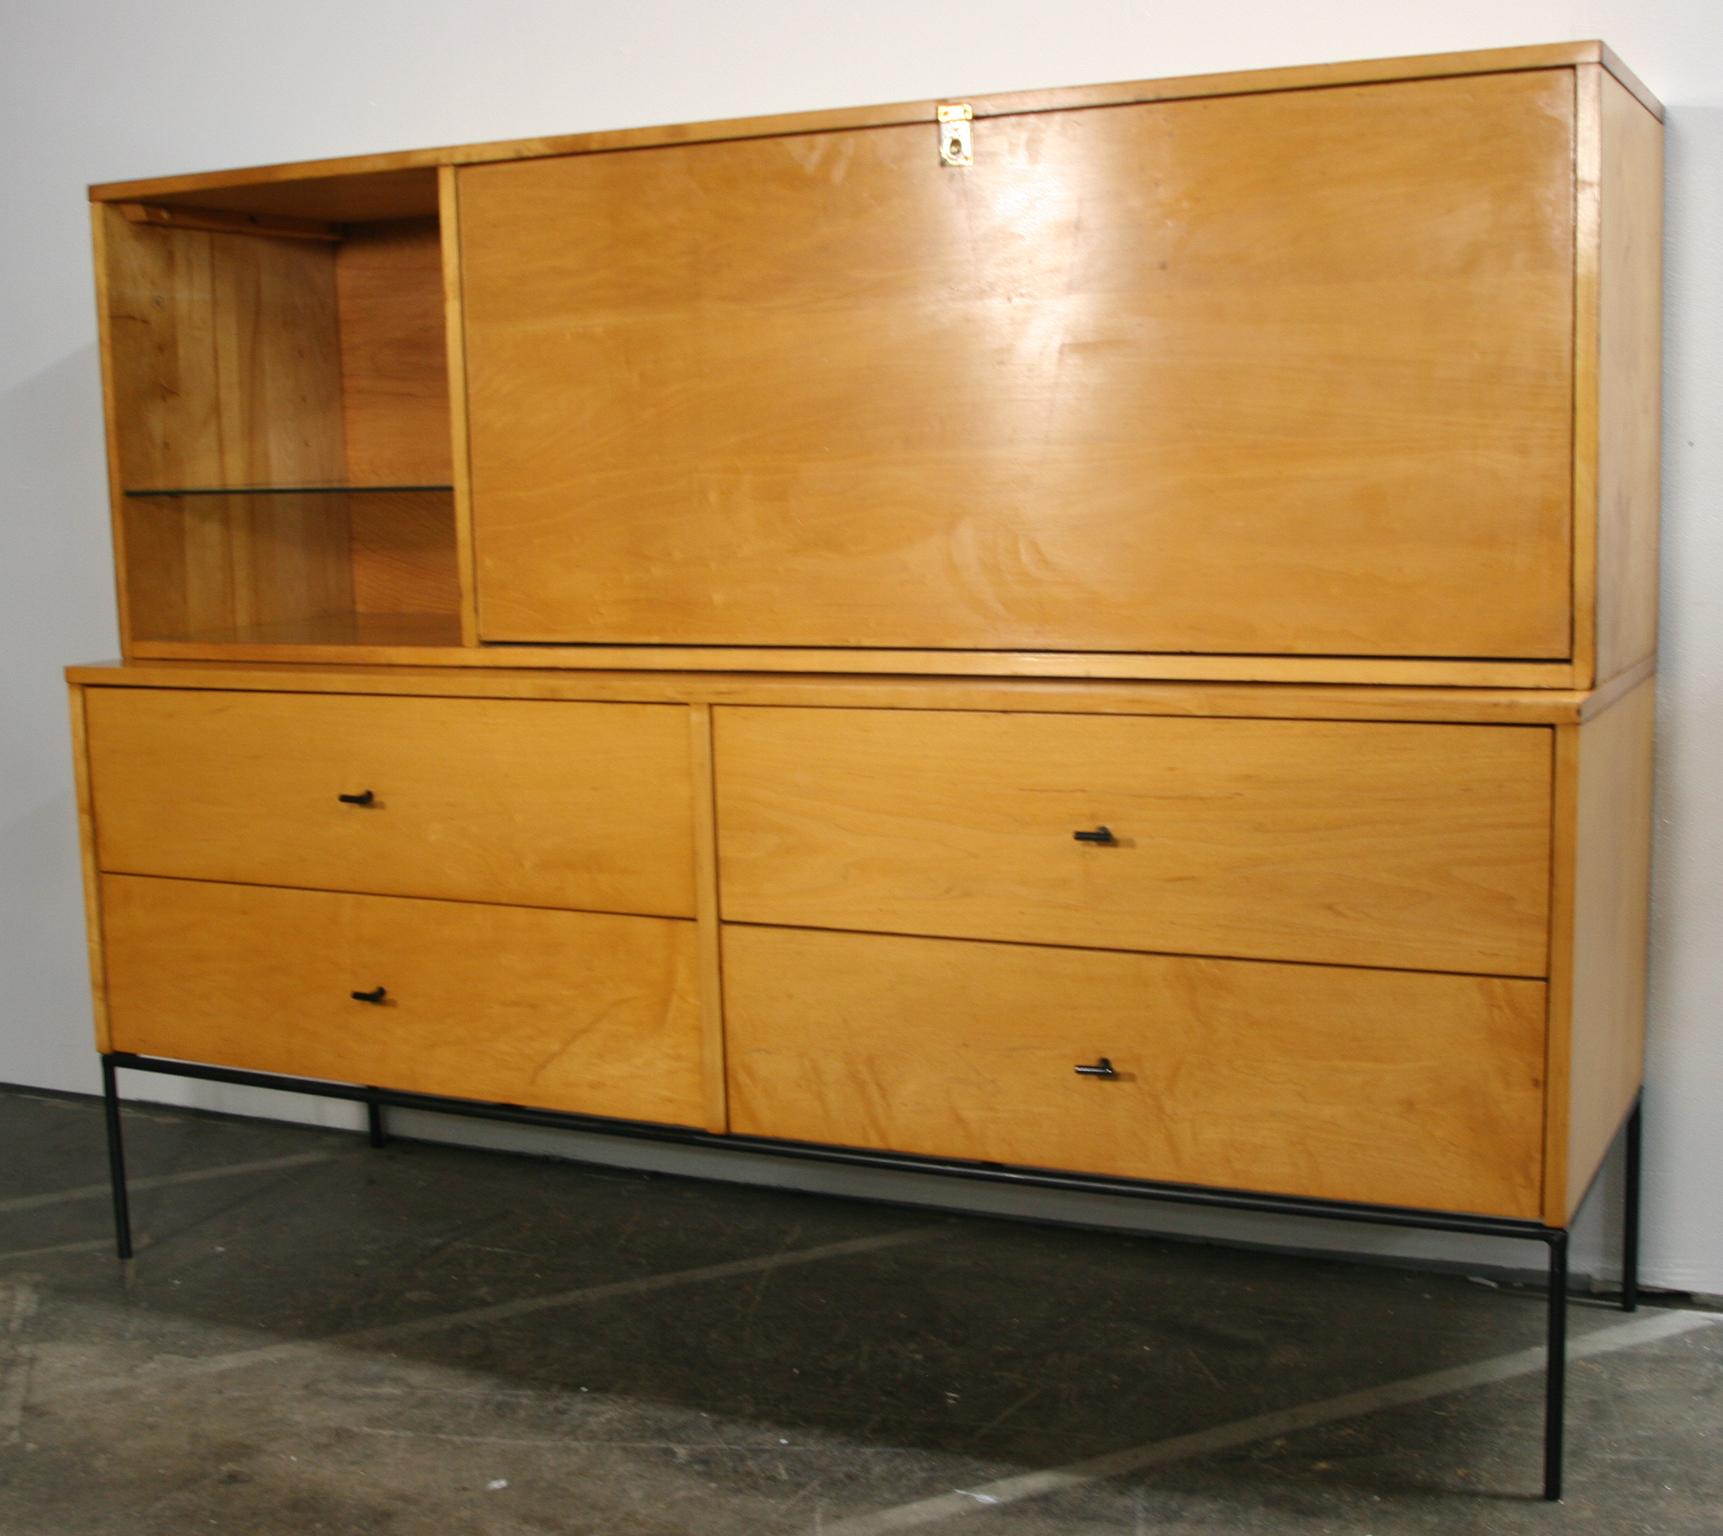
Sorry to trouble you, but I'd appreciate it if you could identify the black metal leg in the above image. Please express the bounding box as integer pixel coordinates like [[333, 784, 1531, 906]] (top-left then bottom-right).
[[367, 1097, 387, 1148], [1622, 1096, 1642, 1313], [1544, 1230, 1568, 1501], [101, 1056, 134, 1262]]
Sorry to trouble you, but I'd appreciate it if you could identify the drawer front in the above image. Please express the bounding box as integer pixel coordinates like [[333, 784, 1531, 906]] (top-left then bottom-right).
[[725, 926, 1546, 1218], [462, 73, 1571, 659], [717, 708, 1552, 976], [101, 876, 705, 1126], [86, 689, 696, 917]]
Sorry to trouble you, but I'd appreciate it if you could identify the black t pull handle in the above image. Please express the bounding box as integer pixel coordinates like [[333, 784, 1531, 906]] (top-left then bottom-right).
[[1074, 1057, 1118, 1079], [1073, 826, 1117, 844], [351, 986, 387, 1004], [338, 790, 375, 806]]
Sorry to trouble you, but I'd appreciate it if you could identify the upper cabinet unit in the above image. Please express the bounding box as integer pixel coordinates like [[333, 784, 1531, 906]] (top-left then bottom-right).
[[88, 44, 1662, 686]]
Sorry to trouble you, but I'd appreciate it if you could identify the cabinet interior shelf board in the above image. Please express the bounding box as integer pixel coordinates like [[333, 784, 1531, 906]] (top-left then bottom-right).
[[124, 484, 456, 498]]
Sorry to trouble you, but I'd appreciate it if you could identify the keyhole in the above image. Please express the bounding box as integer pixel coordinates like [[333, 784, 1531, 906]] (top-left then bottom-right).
[[949, 136, 964, 157]]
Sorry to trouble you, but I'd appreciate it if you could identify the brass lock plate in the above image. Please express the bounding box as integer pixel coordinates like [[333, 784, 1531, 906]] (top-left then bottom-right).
[[938, 103, 973, 167]]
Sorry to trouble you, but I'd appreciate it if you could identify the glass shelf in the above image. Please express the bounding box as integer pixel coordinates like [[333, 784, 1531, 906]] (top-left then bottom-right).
[[123, 483, 454, 498], [131, 612, 465, 650]]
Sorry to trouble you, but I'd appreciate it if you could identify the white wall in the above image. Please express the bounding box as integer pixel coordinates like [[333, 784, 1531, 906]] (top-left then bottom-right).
[[3, 0, 1719, 1292]]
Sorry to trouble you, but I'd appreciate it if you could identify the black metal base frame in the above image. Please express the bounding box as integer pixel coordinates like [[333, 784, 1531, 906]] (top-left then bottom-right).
[[97, 1052, 1642, 1503]]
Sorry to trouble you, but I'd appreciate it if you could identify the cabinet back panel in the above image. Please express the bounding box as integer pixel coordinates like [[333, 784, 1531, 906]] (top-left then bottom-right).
[[1589, 74, 1664, 684], [334, 218, 454, 486], [348, 492, 462, 618], [461, 71, 1574, 658]]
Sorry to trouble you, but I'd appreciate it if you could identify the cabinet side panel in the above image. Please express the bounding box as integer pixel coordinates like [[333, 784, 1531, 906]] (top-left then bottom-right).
[[66, 685, 111, 1052], [439, 165, 481, 647], [1555, 675, 1655, 1219], [100, 205, 219, 492], [101, 211, 346, 490], [1591, 74, 1664, 685], [91, 209, 138, 656]]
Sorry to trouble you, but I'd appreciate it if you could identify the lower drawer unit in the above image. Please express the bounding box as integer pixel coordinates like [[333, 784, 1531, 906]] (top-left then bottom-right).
[[99, 875, 706, 1127], [70, 667, 1655, 1506], [723, 924, 1548, 1219]]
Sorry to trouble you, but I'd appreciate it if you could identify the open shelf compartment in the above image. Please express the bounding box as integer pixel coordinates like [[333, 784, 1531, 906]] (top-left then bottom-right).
[[97, 184, 466, 652]]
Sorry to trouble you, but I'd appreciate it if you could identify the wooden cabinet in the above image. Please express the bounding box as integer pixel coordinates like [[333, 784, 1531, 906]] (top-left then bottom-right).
[[101, 876, 705, 1125], [68, 33, 1659, 1410], [69, 39, 1662, 1217]]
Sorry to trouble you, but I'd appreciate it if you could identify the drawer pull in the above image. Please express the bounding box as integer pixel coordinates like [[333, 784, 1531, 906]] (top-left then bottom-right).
[[1073, 826, 1117, 845], [337, 789, 376, 807], [350, 985, 388, 1005], [1074, 1057, 1118, 1079]]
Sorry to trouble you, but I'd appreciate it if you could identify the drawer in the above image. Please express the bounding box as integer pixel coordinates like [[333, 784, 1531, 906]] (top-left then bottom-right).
[[716, 708, 1551, 976], [101, 875, 705, 1126], [724, 925, 1546, 1218], [85, 689, 696, 917]]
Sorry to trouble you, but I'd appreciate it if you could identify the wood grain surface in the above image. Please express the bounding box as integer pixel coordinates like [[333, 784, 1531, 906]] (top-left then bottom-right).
[[334, 218, 453, 486], [119, 493, 355, 644], [347, 492, 463, 621], [103, 875, 705, 1126], [66, 687, 111, 1051], [99, 207, 346, 493], [716, 707, 1553, 975], [86, 688, 698, 917], [88, 42, 1657, 215], [67, 659, 1622, 724], [120, 640, 1583, 687], [1544, 676, 1655, 1220], [725, 925, 1547, 1217], [1586, 71, 1664, 686], [463, 72, 1574, 660]]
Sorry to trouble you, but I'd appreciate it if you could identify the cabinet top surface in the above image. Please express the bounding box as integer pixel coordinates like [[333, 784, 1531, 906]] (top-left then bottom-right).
[[63, 657, 1654, 725], [89, 39, 1657, 209]]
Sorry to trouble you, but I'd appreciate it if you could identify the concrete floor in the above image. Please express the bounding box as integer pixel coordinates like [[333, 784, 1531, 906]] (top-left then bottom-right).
[[0, 1087, 1718, 1535]]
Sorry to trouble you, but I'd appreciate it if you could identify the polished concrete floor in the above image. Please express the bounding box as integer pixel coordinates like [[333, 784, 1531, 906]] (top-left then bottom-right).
[[0, 1086, 1718, 1535]]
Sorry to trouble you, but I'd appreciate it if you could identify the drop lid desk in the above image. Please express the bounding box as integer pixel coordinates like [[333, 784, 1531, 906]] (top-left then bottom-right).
[[68, 41, 1660, 1501]]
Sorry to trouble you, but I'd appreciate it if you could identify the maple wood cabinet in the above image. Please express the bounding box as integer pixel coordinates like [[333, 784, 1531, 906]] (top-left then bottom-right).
[[67, 41, 1661, 1500]]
